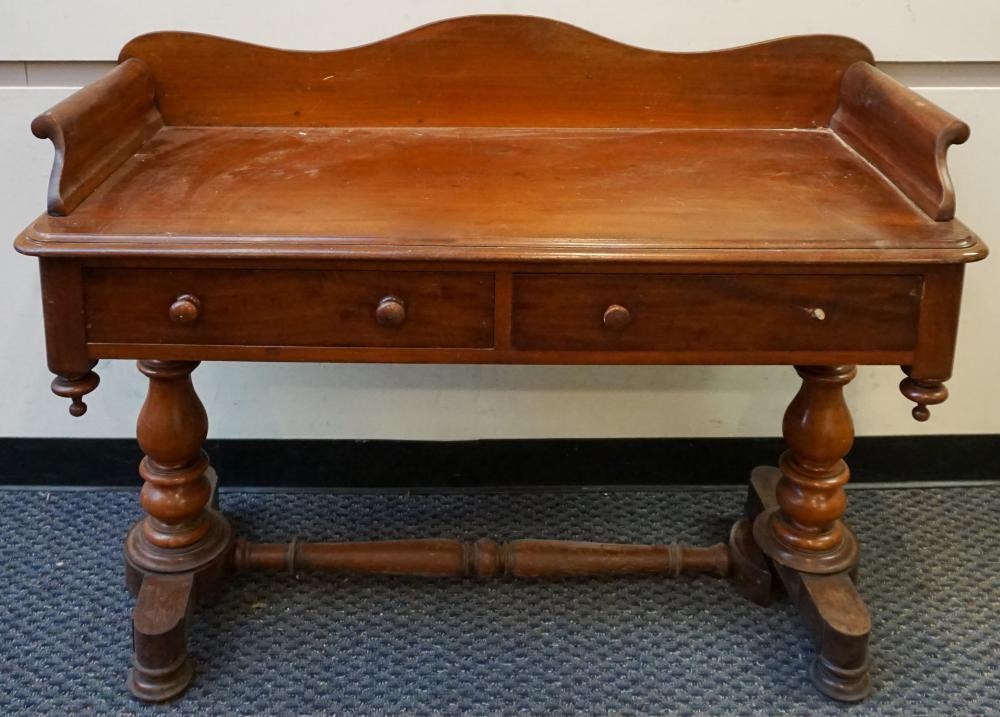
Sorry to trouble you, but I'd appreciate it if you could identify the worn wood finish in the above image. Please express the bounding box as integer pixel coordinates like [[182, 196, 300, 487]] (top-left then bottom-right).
[[832, 62, 970, 221], [12, 15, 988, 704], [119, 18, 871, 128], [18, 126, 983, 264]]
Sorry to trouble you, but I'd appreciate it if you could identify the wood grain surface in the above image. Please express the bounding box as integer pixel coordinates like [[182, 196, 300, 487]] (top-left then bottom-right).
[[119, 17, 872, 128], [19, 126, 980, 263], [833, 62, 970, 221], [30, 58, 162, 216], [84, 267, 495, 348], [511, 273, 921, 352]]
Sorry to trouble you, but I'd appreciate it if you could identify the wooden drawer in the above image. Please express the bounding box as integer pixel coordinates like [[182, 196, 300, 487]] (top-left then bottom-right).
[[84, 268, 494, 348], [511, 274, 921, 352]]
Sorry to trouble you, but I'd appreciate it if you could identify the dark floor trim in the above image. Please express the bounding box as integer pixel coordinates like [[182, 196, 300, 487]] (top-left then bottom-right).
[[4, 435, 998, 489]]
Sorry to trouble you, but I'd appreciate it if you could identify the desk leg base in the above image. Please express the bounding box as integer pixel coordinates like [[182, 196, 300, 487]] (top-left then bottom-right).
[[117, 464, 870, 702], [124, 541, 233, 702], [123, 495, 234, 702], [738, 465, 872, 702], [126, 573, 196, 702]]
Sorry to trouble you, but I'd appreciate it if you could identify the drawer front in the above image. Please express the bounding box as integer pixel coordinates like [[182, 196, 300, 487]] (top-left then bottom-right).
[[511, 274, 921, 352], [85, 268, 494, 348]]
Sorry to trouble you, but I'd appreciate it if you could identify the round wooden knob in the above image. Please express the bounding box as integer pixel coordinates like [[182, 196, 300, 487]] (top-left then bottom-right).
[[375, 296, 406, 328], [602, 304, 631, 331], [168, 294, 201, 325]]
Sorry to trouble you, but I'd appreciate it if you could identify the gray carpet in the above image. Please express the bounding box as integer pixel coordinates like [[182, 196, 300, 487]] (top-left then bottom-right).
[[1, 484, 998, 716]]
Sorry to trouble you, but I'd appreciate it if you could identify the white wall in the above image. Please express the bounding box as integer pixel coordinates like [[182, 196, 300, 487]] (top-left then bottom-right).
[[2, 1, 998, 440], [3, 1, 999, 61]]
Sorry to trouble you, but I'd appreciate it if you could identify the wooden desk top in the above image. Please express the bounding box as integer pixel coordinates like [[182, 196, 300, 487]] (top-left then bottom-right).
[[14, 15, 986, 265], [21, 125, 978, 263]]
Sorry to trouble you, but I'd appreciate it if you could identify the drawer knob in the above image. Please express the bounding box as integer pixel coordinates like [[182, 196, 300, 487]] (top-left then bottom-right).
[[603, 304, 632, 331], [375, 296, 406, 328], [168, 294, 201, 325]]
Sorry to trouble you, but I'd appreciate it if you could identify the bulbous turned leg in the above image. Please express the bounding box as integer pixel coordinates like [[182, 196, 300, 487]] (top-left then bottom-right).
[[753, 365, 859, 574], [125, 360, 233, 702], [740, 366, 871, 702]]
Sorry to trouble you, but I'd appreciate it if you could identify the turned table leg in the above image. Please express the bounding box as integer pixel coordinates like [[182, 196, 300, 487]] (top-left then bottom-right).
[[124, 360, 233, 702], [736, 366, 872, 701], [115, 358, 873, 702], [753, 366, 859, 574]]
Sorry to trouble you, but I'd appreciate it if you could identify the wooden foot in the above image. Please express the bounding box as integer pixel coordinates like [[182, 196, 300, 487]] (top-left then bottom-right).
[[742, 466, 872, 702], [127, 573, 196, 702], [790, 569, 872, 702], [124, 509, 232, 703]]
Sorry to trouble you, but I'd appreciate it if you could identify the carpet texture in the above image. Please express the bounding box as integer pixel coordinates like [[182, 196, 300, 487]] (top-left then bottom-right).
[[1, 485, 998, 716]]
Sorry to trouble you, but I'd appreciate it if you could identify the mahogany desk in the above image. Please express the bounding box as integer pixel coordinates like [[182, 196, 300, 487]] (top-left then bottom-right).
[[15, 16, 987, 703]]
